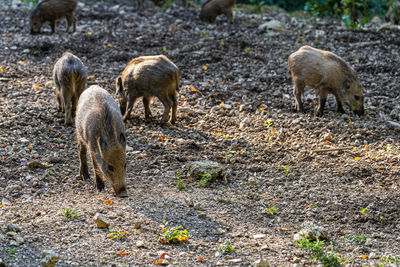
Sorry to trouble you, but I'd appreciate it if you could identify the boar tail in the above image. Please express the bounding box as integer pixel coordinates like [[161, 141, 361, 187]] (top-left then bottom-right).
[[116, 76, 123, 95]]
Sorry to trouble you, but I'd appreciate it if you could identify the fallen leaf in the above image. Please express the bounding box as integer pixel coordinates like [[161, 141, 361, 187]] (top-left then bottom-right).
[[47, 125, 54, 132], [1, 144, 7, 149], [354, 157, 361, 161], [158, 136, 164, 141], [361, 255, 368, 259], [198, 256, 204, 262], [259, 107, 266, 111], [365, 145, 369, 148], [117, 251, 132, 256], [326, 140, 332, 146], [121, 231, 130, 235], [107, 43, 112, 47], [227, 259, 242, 263], [189, 85, 197, 92], [154, 259, 164, 265], [104, 200, 113, 204], [202, 66, 207, 70], [0, 67, 4, 71], [160, 253, 167, 258], [20, 61, 24, 65], [32, 85, 40, 89], [232, 84, 238, 88], [88, 31, 93, 35]]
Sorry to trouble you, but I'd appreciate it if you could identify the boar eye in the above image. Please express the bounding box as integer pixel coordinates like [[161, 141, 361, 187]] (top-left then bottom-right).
[[354, 95, 360, 100], [107, 164, 115, 172]]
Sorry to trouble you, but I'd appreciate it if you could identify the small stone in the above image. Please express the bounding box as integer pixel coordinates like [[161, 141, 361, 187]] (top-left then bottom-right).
[[136, 240, 145, 248], [7, 231, 17, 237], [293, 221, 329, 242], [6, 223, 21, 232], [15, 235, 24, 244], [221, 104, 232, 109], [41, 249, 60, 267], [45, 81, 53, 89], [126, 145, 133, 152], [93, 213, 110, 229], [2, 198, 12, 205], [215, 228, 225, 235], [253, 234, 266, 239], [364, 238, 373, 247], [134, 222, 141, 229], [258, 20, 284, 31]]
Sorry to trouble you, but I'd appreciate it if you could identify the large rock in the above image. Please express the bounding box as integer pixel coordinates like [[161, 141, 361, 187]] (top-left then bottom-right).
[[41, 249, 60, 267], [93, 213, 110, 229], [185, 160, 224, 181], [293, 221, 329, 242], [258, 20, 284, 31]]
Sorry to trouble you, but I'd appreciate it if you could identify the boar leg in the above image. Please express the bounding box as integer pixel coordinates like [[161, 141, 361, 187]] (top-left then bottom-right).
[[334, 96, 345, 113], [317, 90, 328, 116], [66, 14, 72, 33], [123, 96, 137, 122], [293, 79, 305, 113], [72, 17, 77, 33], [171, 95, 178, 124], [226, 8, 233, 24], [50, 20, 56, 34], [143, 97, 152, 120], [64, 100, 73, 126], [78, 140, 90, 180], [56, 91, 63, 112], [160, 97, 173, 124], [90, 151, 105, 192]]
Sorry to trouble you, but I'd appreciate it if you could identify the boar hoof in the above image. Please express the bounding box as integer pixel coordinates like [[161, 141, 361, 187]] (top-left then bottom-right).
[[116, 190, 128, 198]]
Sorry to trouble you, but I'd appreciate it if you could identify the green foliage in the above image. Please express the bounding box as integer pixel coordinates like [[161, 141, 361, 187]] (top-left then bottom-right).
[[64, 207, 80, 220], [199, 173, 212, 187], [7, 248, 17, 254], [218, 240, 236, 254], [297, 236, 342, 267], [262, 203, 278, 216], [107, 228, 130, 240], [159, 219, 189, 244], [305, 0, 393, 28], [380, 254, 400, 266], [342, 234, 366, 244]]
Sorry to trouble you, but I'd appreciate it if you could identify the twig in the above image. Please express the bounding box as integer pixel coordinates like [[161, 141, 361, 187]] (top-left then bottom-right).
[[311, 146, 353, 153], [0, 77, 11, 82]]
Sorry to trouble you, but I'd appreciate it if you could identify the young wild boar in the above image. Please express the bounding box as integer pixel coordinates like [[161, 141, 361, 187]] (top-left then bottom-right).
[[199, 0, 235, 24], [75, 85, 128, 197], [30, 0, 77, 34], [53, 52, 87, 126], [116, 55, 180, 125], [288, 46, 364, 116]]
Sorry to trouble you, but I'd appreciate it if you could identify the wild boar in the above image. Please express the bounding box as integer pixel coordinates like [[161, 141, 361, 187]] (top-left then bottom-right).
[[30, 0, 77, 34], [53, 52, 87, 126], [199, 0, 235, 24], [288, 45, 364, 116], [386, 2, 400, 24], [115, 55, 180, 125], [75, 85, 128, 197]]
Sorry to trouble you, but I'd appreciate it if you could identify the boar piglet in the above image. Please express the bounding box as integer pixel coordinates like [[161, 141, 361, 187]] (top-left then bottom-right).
[[75, 85, 128, 197], [30, 0, 77, 34], [288, 45, 364, 116], [53, 52, 87, 126], [200, 0, 235, 24], [116, 55, 180, 125]]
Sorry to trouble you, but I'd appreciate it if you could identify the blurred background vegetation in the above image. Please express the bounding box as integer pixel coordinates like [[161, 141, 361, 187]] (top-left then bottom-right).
[[12, 0, 400, 28]]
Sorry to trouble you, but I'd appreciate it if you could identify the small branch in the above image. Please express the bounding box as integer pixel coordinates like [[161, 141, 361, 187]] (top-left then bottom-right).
[[311, 146, 353, 153], [0, 77, 11, 82]]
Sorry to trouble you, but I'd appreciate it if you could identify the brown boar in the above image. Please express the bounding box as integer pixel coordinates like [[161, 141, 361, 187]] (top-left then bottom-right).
[[386, 2, 400, 24], [115, 55, 180, 125], [75, 85, 128, 197], [199, 0, 235, 24], [30, 0, 77, 34], [53, 52, 87, 126], [288, 46, 364, 116]]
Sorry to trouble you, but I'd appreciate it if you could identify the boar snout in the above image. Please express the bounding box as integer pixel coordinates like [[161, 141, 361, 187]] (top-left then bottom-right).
[[354, 108, 364, 116], [115, 187, 128, 198]]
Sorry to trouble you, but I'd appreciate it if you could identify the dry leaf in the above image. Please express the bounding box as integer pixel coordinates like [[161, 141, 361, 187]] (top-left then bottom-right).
[[88, 31, 93, 35], [202, 66, 207, 70], [117, 251, 132, 256], [189, 85, 197, 92], [361, 255, 368, 259], [47, 125, 54, 131], [354, 157, 361, 161], [198, 256, 204, 262], [259, 107, 266, 111], [326, 140, 332, 146], [104, 200, 113, 204], [227, 259, 242, 263], [154, 259, 164, 265]]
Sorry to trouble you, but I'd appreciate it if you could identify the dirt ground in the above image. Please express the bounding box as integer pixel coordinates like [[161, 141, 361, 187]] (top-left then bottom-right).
[[0, 1, 400, 266]]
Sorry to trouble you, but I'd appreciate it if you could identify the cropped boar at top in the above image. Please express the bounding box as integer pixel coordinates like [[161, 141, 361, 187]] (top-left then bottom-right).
[[75, 85, 128, 197], [288, 46, 364, 116], [53, 52, 87, 126], [116, 55, 180, 125], [30, 0, 77, 34], [199, 0, 235, 24]]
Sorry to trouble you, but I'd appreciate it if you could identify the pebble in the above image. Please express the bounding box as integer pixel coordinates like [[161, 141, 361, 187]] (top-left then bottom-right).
[[253, 256, 270, 267], [215, 228, 225, 235], [136, 240, 145, 248], [6, 223, 21, 232], [2, 198, 12, 205]]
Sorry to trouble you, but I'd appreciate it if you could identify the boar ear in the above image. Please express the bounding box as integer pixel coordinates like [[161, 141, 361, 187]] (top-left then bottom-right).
[[342, 77, 351, 91], [119, 132, 126, 145], [116, 76, 123, 96]]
